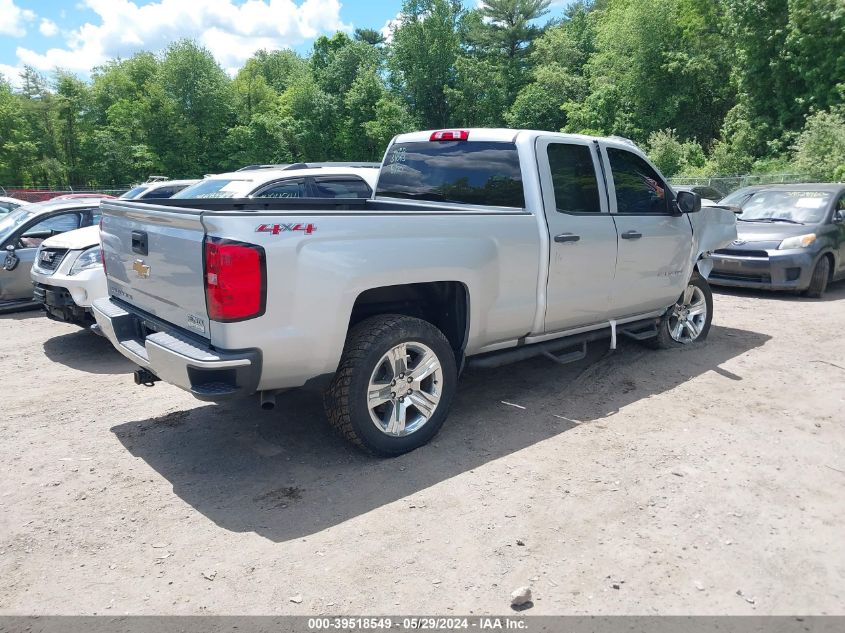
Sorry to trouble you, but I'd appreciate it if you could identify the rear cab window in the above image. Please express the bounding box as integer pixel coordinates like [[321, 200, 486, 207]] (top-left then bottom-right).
[[376, 141, 525, 208]]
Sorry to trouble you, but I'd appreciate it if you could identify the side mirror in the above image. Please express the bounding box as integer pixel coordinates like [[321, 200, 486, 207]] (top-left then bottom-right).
[[3, 244, 19, 271], [834, 210, 845, 223], [676, 190, 702, 214]]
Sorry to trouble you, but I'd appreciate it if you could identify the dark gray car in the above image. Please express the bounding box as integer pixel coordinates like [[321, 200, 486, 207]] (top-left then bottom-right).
[[0, 199, 103, 311], [709, 184, 845, 297]]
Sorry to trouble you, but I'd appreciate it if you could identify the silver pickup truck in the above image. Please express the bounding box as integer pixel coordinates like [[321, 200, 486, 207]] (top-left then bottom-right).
[[93, 129, 736, 455]]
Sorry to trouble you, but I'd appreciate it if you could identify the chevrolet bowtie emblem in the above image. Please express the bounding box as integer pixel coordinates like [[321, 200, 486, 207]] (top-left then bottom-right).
[[133, 259, 151, 279]]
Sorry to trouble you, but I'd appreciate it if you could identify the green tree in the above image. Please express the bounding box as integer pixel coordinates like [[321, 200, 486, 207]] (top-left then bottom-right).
[[465, 0, 551, 106], [792, 107, 845, 181], [506, 2, 595, 130], [389, 0, 463, 128], [646, 129, 705, 177], [565, 0, 733, 143]]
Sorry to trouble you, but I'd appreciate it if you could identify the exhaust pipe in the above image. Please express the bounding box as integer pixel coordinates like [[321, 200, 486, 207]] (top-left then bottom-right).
[[259, 390, 276, 410]]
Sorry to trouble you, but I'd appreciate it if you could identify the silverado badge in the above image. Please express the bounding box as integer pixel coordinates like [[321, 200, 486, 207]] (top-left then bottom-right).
[[133, 259, 151, 279]]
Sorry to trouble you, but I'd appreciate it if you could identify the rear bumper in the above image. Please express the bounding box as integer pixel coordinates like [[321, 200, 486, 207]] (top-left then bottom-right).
[[708, 250, 816, 290], [92, 297, 261, 401]]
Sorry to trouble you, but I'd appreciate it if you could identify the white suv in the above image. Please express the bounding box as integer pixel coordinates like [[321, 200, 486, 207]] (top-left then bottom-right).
[[31, 225, 104, 324], [31, 166, 379, 325], [171, 164, 378, 199]]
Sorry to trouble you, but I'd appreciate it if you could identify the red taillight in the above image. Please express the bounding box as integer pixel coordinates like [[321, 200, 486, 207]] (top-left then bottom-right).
[[204, 237, 266, 322], [430, 129, 469, 141]]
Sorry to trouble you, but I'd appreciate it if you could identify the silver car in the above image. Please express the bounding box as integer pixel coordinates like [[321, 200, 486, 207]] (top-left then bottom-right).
[[0, 199, 104, 311]]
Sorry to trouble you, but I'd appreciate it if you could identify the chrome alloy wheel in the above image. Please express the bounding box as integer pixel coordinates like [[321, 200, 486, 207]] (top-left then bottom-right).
[[668, 284, 708, 343], [367, 341, 443, 437]]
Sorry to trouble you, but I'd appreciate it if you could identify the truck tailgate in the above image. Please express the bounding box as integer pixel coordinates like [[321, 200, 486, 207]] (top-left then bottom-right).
[[100, 200, 210, 337]]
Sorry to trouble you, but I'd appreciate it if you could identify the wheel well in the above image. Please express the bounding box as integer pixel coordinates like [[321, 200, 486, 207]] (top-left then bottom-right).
[[349, 282, 469, 355], [822, 252, 836, 281]]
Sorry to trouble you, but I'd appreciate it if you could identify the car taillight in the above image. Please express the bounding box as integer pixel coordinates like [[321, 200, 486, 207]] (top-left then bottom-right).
[[204, 237, 266, 322], [430, 129, 469, 141]]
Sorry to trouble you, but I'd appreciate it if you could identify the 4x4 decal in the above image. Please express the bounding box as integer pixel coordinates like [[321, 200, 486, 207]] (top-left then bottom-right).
[[256, 223, 316, 235]]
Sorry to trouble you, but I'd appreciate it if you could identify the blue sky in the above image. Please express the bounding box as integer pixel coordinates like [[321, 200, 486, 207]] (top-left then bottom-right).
[[0, 0, 572, 86]]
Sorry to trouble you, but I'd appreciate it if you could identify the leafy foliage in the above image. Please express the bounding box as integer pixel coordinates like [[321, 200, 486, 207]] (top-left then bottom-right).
[[0, 0, 841, 187]]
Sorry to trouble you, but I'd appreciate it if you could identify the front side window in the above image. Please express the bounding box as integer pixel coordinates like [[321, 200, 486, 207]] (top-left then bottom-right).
[[607, 148, 669, 215], [20, 212, 82, 247], [377, 141, 525, 208], [547, 143, 601, 214], [313, 177, 372, 198], [254, 179, 307, 198]]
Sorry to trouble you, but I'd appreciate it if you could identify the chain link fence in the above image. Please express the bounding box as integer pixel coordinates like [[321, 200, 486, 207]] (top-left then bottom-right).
[[0, 186, 132, 203], [668, 173, 815, 198]]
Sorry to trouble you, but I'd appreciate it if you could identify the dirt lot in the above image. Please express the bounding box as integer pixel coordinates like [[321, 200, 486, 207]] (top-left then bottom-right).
[[1, 283, 844, 615]]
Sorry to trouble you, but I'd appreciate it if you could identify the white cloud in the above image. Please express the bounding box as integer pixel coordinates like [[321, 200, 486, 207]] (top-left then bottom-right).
[[39, 18, 59, 37], [379, 12, 401, 44], [13, 0, 349, 76], [0, 63, 23, 88], [0, 0, 36, 37]]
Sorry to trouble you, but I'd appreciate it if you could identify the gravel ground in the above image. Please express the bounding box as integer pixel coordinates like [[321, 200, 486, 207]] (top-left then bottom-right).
[[1, 283, 844, 615]]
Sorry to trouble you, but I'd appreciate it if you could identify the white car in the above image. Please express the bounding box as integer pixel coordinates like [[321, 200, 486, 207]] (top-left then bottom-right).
[[120, 179, 200, 200], [0, 195, 24, 215], [31, 225, 105, 325], [29, 167, 379, 325], [171, 165, 378, 199]]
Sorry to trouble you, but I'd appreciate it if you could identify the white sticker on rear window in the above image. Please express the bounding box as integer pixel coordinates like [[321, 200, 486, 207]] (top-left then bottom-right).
[[219, 181, 246, 192], [795, 198, 825, 209]]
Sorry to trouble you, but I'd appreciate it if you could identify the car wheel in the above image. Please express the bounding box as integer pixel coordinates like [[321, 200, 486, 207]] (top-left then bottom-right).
[[646, 274, 713, 349], [804, 256, 830, 299], [324, 314, 457, 456]]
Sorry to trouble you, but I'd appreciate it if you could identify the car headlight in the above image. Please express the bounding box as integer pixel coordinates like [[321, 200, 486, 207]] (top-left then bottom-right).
[[69, 246, 103, 275], [778, 234, 816, 250]]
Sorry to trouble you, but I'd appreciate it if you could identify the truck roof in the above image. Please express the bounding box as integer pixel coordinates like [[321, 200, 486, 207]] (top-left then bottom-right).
[[392, 128, 640, 150]]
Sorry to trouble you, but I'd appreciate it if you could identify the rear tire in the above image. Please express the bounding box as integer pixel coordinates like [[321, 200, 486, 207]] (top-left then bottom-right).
[[804, 257, 830, 298], [646, 274, 713, 349], [324, 314, 457, 456]]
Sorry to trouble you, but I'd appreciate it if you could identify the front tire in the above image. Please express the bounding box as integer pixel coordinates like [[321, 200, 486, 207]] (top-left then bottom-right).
[[804, 256, 830, 298], [647, 274, 713, 349], [324, 314, 457, 456]]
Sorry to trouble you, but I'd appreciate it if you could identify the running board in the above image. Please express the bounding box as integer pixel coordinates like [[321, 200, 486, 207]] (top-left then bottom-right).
[[466, 317, 659, 371], [620, 323, 659, 341], [542, 342, 587, 365]]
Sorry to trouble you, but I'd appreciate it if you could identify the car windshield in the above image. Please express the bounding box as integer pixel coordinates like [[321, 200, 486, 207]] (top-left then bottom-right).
[[171, 179, 252, 199], [737, 190, 831, 224], [121, 185, 150, 199], [0, 208, 35, 243], [719, 188, 758, 207]]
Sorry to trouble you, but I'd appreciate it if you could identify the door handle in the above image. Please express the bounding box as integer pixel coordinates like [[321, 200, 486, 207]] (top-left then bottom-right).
[[621, 230, 642, 240], [554, 233, 580, 243]]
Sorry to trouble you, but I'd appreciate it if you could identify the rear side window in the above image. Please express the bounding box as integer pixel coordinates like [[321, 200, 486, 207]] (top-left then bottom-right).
[[607, 148, 669, 214], [254, 178, 307, 198], [547, 143, 601, 214], [142, 186, 179, 199], [313, 177, 372, 198], [377, 141, 525, 208], [172, 179, 250, 199], [121, 185, 149, 199]]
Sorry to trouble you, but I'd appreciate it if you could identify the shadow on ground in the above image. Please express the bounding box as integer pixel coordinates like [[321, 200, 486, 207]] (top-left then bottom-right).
[[712, 277, 845, 303], [43, 328, 136, 374], [111, 324, 770, 542]]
